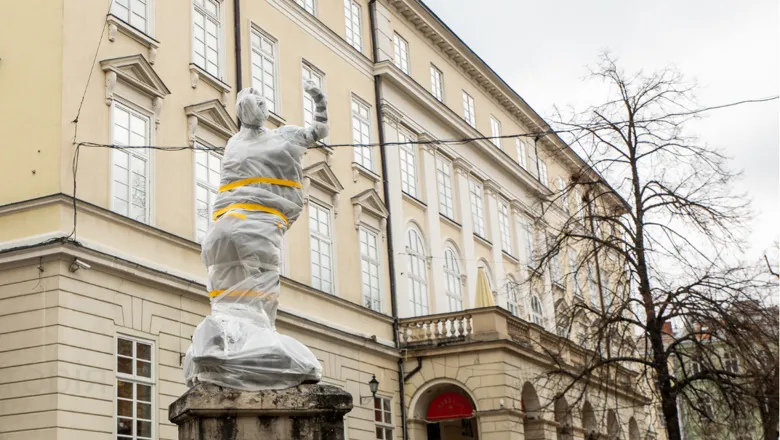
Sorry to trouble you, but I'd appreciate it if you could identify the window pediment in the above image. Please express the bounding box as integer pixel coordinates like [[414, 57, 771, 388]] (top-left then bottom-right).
[[101, 54, 170, 104], [185, 99, 238, 145], [351, 189, 389, 237], [303, 161, 344, 215]]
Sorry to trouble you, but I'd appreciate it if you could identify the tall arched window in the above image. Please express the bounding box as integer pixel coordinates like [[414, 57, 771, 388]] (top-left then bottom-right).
[[530, 295, 544, 326], [407, 227, 429, 316], [444, 248, 463, 312], [504, 275, 519, 317]]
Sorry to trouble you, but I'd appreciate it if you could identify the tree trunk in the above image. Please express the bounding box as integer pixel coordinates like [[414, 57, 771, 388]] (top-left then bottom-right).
[[761, 374, 779, 440]]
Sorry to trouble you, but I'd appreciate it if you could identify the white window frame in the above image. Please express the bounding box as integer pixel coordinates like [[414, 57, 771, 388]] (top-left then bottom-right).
[[116, 335, 155, 440], [194, 145, 222, 243], [516, 139, 527, 169], [192, 0, 223, 79], [557, 176, 569, 212], [111, 101, 153, 225], [498, 199, 512, 255], [444, 248, 463, 312], [352, 96, 372, 169], [569, 249, 582, 297], [112, 0, 154, 35], [469, 180, 485, 237], [309, 201, 334, 294], [344, 0, 362, 52], [250, 27, 279, 113], [393, 33, 410, 75], [398, 130, 418, 198], [436, 155, 454, 219], [530, 295, 544, 326], [407, 227, 429, 316], [302, 62, 325, 130], [462, 91, 476, 128], [430, 64, 444, 102], [538, 159, 549, 188], [587, 262, 598, 307], [295, 0, 315, 15], [374, 396, 393, 440], [360, 227, 382, 312], [520, 219, 534, 267], [490, 116, 501, 148], [505, 277, 519, 317]]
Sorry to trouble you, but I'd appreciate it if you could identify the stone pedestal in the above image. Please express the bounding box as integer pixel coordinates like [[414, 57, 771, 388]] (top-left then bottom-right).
[[169, 383, 353, 440]]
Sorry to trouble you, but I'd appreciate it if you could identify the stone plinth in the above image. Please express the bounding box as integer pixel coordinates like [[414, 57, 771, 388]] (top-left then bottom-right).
[[169, 383, 353, 440]]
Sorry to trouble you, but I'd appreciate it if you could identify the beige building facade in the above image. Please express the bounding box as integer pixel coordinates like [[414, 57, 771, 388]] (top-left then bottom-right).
[[0, 1, 652, 439]]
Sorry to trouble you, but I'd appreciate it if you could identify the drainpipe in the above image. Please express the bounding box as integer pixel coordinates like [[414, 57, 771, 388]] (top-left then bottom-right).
[[233, 0, 243, 92], [368, 1, 407, 439]]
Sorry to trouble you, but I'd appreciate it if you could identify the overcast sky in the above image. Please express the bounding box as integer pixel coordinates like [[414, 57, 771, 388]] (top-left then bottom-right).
[[424, 0, 779, 261]]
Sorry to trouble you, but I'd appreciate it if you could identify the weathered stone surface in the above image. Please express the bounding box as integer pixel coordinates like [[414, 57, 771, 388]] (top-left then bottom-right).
[[169, 383, 353, 440]]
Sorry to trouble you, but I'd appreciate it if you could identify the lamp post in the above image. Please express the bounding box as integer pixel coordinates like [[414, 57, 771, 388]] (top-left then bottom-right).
[[361, 375, 380, 403]]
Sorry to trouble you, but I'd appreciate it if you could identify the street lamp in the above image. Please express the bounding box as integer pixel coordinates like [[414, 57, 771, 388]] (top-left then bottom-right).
[[360, 375, 380, 404]]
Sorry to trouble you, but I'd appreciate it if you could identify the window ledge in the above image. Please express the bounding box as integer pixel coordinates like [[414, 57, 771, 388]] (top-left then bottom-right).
[[474, 233, 492, 248], [352, 162, 382, 192], [552, 281, 566, 291], [189, 63, 231, 104], [502, 251, 519, 264], [402, 192, 427, 210], [440, 214, 462, 230], [267, 111, 287, 127], [107, 14, 160, 64]]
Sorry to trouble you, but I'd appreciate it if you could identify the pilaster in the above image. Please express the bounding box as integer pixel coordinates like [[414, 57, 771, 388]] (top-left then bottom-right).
[[483, 180, 506, 308], [421, 142, 446, 314], [453, 158, 477, 308]]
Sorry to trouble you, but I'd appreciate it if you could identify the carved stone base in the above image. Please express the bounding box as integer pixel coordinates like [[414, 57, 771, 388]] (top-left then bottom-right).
[[169, 383, 353, 440]]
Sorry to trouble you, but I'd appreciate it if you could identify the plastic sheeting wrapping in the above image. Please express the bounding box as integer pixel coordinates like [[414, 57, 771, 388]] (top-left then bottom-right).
[[184, 84, 329, 390]]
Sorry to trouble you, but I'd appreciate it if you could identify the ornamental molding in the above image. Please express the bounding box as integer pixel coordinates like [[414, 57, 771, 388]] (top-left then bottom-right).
[[351, 189, 389, 238], [452, 157, 472, 176], [106, 14, 160, 64], [101, 54, 170, 106], [303, 161, 344, 214], [184, 99, 238, 145], [188, 63, 231, 105]]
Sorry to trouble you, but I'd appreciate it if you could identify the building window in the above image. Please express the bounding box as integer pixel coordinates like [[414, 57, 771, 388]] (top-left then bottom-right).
[[436, 155, 454, 219], [250, 29, 277, 113], [302, 63, 324, 130], [723, 351, 739, 373], [344, 0, 362, 52], [505, 278, 519, 316], [309, 202, 333, 294], [568, 249, 581, 297], [557, 176, 569, 212], [444, 248, 463, 312], [112, 0, 151, 34], [352, 97, 372, 169], [498, 200, 512, 254], [116, 336, 154, 440], [398, 131, 418, 197], [430, 64, 443, 101], [587, 263, 598, 307], [516, 139, 527, 169], [407, 228, 428, 316], [360, 228, 381, 311], [393, 33, 410, 75], [548, 235, 562, 285], [699, 396, 713, 420], [469, 180, 485, 237], [194, 148, 221, 242], [112, 103, 151, 223], [462, 91, 476, 128], [490, 116, 501, 148], [530, 295, 544, 326], [520, 220, 534, 266], [193, 0, 221, 78], [374, 397, 393, 440], [538, 159, 549, 188], [295, 0, 315, 14], [574, 189, 584, 219]]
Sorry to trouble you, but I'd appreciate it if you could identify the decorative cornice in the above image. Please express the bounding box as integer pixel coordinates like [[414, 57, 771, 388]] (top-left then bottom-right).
[[452, 157, 472, 176], [189, 64, 231, 105], [184, 99, 238, 145], [380, 102, 404, 126], [351, 189, 390, 238], [303, 161, 344, 214], [106, 14, 160, 64], [100, 54, 170, 118], [483, 179, 501, 197], [351, 163, 382, 192]]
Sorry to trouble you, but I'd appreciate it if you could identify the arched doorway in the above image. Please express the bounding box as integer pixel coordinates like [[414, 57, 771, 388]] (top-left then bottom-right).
[[628, 417, 640, 440], [554, 397, 574, 440], [582, 401, 598, 440], [607, 410, 622, 440], [409, 381, 479, 440], [521, 382, 544, 440]]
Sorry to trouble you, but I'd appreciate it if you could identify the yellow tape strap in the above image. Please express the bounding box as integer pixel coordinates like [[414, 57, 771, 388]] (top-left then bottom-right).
[[209, 289, 270, 298], [219, 177, 303, 193], [226, 212, 246, 220], [212, 203, 289, 226]]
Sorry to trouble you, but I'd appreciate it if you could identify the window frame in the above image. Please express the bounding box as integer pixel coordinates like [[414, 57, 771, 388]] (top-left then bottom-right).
[[436, 154, 455, 219], [587, 262, 598, 307], [373, 396, 393, 440], [360, 226, 382, 312], [430, 64, 444, 102], [568, 249, 582, 297], [309, 200, 335, 294], [110, 100, 153, 225], [489, 116, 502, 148], [498, 199, 513, 255], [443, 247, 463, 312], [407, 227, 429, 316], [462, 91, 476, 128], [505, 276, 520, 317], [398, 130, 418, 198], [469, 180, 486, 237], [295, 0, 315, 15], [344, 0, 362, 52], [192, 0, 223, 79], [516, 138, 527, 169], [351, 95, 373, 170], [392, 32, 410, 75], [250, 27, 279, 113], [557, 176, 569, 212], [112, 0, 154, 36], [538, 159, 549, 188], [115, 335, 155, 440], [193, 144, 222, 243], [530, 295, 544, 326]]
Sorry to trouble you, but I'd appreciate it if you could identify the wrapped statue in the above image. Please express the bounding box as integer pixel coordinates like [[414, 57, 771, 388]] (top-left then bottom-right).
[[184, 81, 328, 390]]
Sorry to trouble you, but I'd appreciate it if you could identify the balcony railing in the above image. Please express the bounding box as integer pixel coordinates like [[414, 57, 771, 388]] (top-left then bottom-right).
[[399, 311, 473, 346]]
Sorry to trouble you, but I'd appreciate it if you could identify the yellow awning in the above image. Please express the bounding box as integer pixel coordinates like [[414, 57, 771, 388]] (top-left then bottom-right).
[[474, 267, 495, 308]]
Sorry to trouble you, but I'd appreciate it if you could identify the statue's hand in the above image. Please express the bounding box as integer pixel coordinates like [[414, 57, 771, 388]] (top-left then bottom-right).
[[303, 79, 322, 97]]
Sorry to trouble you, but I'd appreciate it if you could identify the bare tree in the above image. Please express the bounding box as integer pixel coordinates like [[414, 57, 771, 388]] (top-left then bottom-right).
[[523, 53, 777, 440]]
